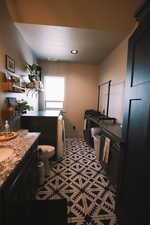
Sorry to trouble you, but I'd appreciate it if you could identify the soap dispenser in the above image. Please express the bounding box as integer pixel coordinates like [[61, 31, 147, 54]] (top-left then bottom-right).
[[4, 120, 10, 136]]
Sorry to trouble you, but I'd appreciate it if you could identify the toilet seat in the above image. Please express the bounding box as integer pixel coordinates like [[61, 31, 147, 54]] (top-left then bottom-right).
[[38, 145, 55, 158]]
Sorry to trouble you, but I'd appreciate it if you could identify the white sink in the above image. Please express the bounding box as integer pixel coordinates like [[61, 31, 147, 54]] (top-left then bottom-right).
[[0, 146, 14, 162]]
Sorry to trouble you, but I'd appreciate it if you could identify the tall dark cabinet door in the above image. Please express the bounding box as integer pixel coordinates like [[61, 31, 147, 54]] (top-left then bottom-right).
[[119, 15, 150, 225]]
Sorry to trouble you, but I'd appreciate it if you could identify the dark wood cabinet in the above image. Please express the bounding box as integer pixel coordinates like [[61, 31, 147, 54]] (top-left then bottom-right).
[[84, 110, 116, 148], [83, 110, 122, 189], [21, 111, 65, 159], [107, 143, 123, 188], [21, 111, 59, 148], [0, 139, 38, 225], [117, 3, 150, 225], [0, 191, 4, 225], [84, 118, 99, 147], [100, 129, 123, 189]]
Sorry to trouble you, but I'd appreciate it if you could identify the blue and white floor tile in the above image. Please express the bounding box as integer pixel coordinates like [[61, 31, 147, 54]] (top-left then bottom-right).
[[36, 138, 118, 225]]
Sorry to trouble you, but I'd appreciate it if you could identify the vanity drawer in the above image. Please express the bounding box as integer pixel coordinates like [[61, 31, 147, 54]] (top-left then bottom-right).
[[1, 139, 38, 225]]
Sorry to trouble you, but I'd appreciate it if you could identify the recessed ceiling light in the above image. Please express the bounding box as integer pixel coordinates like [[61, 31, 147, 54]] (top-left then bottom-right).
[[71, 50, 78, 54]]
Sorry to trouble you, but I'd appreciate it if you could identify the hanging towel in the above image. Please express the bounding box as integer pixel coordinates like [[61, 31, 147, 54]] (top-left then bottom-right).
[[83, 118, 87, 130], [91, 127, 101, 138], [57, 117, 64, 159], [103, 137, 111, 164], [94, 135, 101, 161]]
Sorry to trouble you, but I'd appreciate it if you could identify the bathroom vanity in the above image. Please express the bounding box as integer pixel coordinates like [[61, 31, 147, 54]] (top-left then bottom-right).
[[21, 110, 65, 158], [0, 130, 40, 225], [84, 110, 123, 189]]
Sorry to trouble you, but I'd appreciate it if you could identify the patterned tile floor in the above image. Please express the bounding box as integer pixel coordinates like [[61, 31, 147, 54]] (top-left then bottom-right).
[[36, 138, 117, 225]]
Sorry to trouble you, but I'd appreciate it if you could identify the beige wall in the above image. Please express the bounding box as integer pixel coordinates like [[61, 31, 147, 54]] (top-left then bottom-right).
[[0, 0, 38, 112], [98, 37, 129, 124], [39, 61, 99, 137], [98, 22, 138, 124]]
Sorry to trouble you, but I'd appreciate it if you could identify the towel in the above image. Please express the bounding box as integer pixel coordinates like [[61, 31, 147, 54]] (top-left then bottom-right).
[[83, 118, 87, 130], [91, 127, 101, 138], [57, 118, 64, 159], [103, 137, 111, 164], [94, 135, 101, 161]]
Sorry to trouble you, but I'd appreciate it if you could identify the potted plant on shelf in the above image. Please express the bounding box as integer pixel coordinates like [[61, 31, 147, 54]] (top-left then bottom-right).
[[16, 99, 33, 114], [25, 63, 40, 82], [25, 63, 42, 89]]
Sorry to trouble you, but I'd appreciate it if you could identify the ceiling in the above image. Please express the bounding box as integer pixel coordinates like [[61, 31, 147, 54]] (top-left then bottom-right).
[[6, 0, 144, 32], [7, 0, 145, 64], [15, 23, 126, 63]]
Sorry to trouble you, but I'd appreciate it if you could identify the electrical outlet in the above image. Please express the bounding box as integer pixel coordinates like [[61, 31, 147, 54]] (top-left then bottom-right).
[[73, 126, 76, 130]]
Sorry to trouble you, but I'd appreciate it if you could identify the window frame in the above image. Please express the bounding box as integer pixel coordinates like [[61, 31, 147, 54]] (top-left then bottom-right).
[[44, 76, 65, 110], [45, 100, 64, 110]]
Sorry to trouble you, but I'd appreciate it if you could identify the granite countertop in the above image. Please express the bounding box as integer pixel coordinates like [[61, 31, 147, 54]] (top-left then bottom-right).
[[22, 110, 60, 117], [0, 130, 40, 187], [88, 116, 122, 141], [102, 122, 122, 141]]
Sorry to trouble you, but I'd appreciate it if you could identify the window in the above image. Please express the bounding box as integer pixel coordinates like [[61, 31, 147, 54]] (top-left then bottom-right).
[[44, 76, 65, 110]]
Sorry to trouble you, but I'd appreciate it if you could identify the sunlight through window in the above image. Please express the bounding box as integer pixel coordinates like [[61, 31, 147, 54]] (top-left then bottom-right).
[[44, 76, 65, 110]]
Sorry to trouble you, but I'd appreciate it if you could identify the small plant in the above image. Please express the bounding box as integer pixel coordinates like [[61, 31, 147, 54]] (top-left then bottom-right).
[[16, 99, 33, 114], [25, 63, 40, 82]]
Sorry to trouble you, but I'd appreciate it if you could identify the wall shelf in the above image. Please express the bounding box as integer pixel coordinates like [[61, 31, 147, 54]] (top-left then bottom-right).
[[0, 82, 25, 93]]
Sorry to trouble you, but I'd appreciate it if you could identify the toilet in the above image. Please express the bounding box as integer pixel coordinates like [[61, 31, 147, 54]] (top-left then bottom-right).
[[38, 145, 55, 176]]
